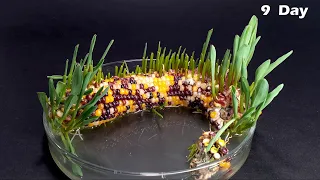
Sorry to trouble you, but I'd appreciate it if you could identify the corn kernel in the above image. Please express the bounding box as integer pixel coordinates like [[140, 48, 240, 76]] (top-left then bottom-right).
[[219, 161, 231, 169], [124, 89, 129, 95], [210, 147, 218, 154], [98, 103, 104, 110], [95, 109, 102, 117], [210, 111, 217, 118], [116, 106, 121, 113], [132, 84, 136, 91], [192, 86, 198, 92], [217, 139, 226, 147], [121, 106, 126, 112], [153, 92, 157, 98], [120, 88, 125, 95], [108, 89, 113, 96], [202, 138, 210, 144]]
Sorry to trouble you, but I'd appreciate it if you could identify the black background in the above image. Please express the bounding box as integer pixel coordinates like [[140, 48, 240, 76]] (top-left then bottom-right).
[[0, 0, 319, 179]]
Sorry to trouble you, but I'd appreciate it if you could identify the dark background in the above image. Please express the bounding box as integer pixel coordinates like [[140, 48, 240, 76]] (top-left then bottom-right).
[[0, 0, 319, 179]]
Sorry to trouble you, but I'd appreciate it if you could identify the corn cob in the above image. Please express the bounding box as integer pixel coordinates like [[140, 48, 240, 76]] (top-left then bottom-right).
[[67, 70, 237, 129]]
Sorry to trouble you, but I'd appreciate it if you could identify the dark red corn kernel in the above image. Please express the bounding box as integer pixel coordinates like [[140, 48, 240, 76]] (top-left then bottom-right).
[[128, 89, 132, 95], [136, 89, 140, 95], [121, 84, 124, 88], [133, 95, 138, 100], [111, 114, 115, 118], [139, 84, 144, 89], [101, 97, 106, 103], [86, 95, 93, 101], [114, 107, 118, 114], [220, 147, 229, 155], [116, 89, 120, 95], [157, 92, 160, 97], [169, 85, 173, 91], [122, 100, 126, 105]]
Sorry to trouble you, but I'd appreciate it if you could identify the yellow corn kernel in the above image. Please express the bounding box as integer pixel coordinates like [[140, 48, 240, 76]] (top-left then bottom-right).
[[108, 89, 113, 96], [217, 139, 226, 147], [141, 103, 146, 109], [132, 90, 136, 95], [120, 88, 125, 95], [210, 147, 218, 154], [203, 102, 208, 108], [192, 86, 198, 92], [121, 106, 126, 112], [130, 105, 135, 112], [142, 94, 147, 99], [124, 89, 129, 95], [95, 109, 102, 117], [116, 106, 121, 113], [210, 111, 217, 118], [169, 75, 174, 81], [129, 100, 134, 106], [219, 161, 231, 169], [98, 103, 104, 110], [105, 96, 111, 103], [132, 84, 136, 91], [152, 92, 157, 98], [109, 96, 114, 102]]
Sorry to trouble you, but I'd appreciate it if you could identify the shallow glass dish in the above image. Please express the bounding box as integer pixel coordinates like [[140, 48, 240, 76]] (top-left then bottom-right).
[[44, 60, 256, 180]]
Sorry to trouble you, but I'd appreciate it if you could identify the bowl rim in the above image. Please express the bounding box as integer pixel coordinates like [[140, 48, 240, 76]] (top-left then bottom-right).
[[43, 59, 257, 177]]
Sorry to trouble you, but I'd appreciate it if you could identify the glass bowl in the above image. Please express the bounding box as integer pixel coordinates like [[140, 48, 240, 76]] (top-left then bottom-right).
[[43, 59, 256, 180]]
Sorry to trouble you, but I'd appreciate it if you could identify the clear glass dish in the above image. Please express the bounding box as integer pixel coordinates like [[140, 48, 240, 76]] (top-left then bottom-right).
[[44, 59, 256, 180]]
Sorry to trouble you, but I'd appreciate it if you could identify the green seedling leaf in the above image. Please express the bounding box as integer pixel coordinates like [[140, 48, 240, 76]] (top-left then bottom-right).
[[79, 106, 97, 122], [70, 65, 83, 96], [247, 36, 261, 66], [240, 77, 250, 109], [115, 66, 118, 76], [254, 59, 270, 84], [231, 86, 238, 118], [59, 95, 78, 123], [262, 84, 284, 110], [63, 59, 69, 83], [210, 45, 216, 97], [251, 79, 269, 107], [84, 88, 93, 95], [80, 53, 89, 68], [55, 81, 67, 104], [48, 79, 56, 108], [47, 75, 64, 80], [234, 106, 255, 130], [82, 116, 100, 126], [37, 92, 49, 118], [265, 50, 293, 76], [80, 72, 93, 96], [205, 118, 236, 153], [72, 163, 83, 177]]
